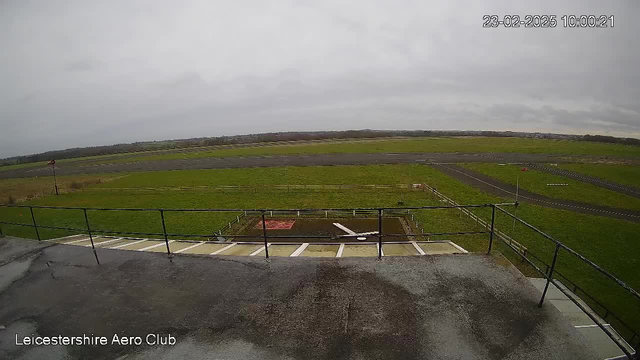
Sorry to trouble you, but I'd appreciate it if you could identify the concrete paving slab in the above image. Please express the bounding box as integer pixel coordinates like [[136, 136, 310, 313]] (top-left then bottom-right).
[[48, 234, 86, 243], [577, 326, 627, 359], [342, 244, 378, 257], [418, 242, 461, 255], [383, 243, 418, 256], [528, 277, 633, 358], [267, 245, 300, 257], [101, 238, 136, 248], [90, 237, 125, 248], [180, 242, 229, 255], [117, 240, 159, 251], [163, 241, 202, 253], [218, 244, 262, 256], [549, 298, 584, 313], [300, 244, 339, 257], [77, 237, 113, 247], [146, 241, 174, 253], [564, 311, 597, 326], [59, 236, 91, 245], [65, 238, 99, 247]]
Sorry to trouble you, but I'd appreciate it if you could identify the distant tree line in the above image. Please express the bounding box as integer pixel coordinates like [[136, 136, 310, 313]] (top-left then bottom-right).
[[581, 134, 640, 146], [1, 130, 638, 167]]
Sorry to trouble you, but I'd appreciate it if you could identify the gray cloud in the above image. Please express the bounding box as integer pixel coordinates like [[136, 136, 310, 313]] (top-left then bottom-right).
[[1, 0, 639, 158]]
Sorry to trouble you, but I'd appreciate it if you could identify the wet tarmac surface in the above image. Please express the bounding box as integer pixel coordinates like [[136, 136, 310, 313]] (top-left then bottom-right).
[[0, 236, 598, 360]]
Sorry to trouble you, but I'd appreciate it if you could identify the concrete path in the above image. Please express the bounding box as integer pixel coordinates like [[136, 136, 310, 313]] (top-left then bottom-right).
[[529, 278, 636, 359], [0, 236, 599, 360]]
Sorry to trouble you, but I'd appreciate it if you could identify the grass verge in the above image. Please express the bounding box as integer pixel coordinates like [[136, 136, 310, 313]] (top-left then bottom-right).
[[462, 163, 640, 211]]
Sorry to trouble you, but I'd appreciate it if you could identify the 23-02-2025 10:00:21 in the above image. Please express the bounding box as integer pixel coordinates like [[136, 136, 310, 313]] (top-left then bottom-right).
[[483, 15, 615, 28]]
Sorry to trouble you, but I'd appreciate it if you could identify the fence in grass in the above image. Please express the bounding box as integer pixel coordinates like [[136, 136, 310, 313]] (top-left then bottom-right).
[[80, 184, 431, 193], [0, 201, 638, 357]]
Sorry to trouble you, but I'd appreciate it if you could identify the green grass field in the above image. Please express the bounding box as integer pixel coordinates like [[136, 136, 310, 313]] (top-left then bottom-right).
[[90, 137, 640, 164], [1, 163, 638, 340], [558, 163, 640, 189], [4, 137, 640, 171], [462, 163, 640, 211], [0, 174, 120, 204]]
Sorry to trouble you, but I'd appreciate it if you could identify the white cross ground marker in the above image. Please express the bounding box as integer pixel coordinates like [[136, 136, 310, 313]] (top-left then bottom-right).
[[332, 223, 378, 241]]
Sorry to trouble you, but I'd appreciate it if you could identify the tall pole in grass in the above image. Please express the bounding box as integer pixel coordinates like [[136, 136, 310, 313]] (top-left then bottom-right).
[[49, 160, 59, 195], [512, 175, 519, 232]]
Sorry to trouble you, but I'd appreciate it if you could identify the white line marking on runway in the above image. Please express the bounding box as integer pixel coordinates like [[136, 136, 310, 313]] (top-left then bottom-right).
[[412, 241, 426, 255], [290, 243, 309, 257], [175, 242, 204, 254], [110, 239, 147, 249], [139, 240, 174, 251], [336, 243, 345, 257], [211, 243, 236, 255]]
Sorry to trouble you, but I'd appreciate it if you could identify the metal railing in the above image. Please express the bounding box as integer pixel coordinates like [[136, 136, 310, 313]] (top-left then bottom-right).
[[0, 204, 499, 252], [0, 201, 638, 358], [494, 205, 639, 359]]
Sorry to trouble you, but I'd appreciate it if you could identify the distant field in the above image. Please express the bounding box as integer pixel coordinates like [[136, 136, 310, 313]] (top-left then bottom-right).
[[4, 137, 640, 171], [558, 164, 640, 189], [0, 163, 638, 338], [91, 137, 640, 164], [462, 163, 640, 211]]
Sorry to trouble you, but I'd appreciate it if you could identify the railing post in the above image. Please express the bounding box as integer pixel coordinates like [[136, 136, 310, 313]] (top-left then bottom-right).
[[538, 243, 561, 307], [261, 211, 269, 259], [378, 208, 383, 259], [487, 205, 496, 254], [29, 206, 41, 241], [83, 209, 100, 265], [160, 210, 172, 261]]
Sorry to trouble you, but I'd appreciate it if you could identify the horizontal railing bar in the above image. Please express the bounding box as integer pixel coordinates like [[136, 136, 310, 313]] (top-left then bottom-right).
[[558, 244, 640, 301], [498, 236, 547, 277], [0, 203, 513, 212], [495, 205, 558, 244], [382, 231, 490, 237], [554, 274, 638, 340], [24, 224, 88, 232], [0, 221, 37, 227]]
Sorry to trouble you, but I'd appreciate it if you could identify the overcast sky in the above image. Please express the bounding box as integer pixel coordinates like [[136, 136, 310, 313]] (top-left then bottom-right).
[[1, 0, 639, 158]]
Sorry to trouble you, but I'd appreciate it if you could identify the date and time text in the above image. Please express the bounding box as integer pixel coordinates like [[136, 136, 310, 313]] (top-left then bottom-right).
[[483, 15, 615, 28]]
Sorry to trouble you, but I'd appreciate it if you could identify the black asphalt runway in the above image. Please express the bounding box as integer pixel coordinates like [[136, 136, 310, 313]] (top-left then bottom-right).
[[525, 163, 640, 199], [430, 164, 640, 223], [0, 152, 619, 179]]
